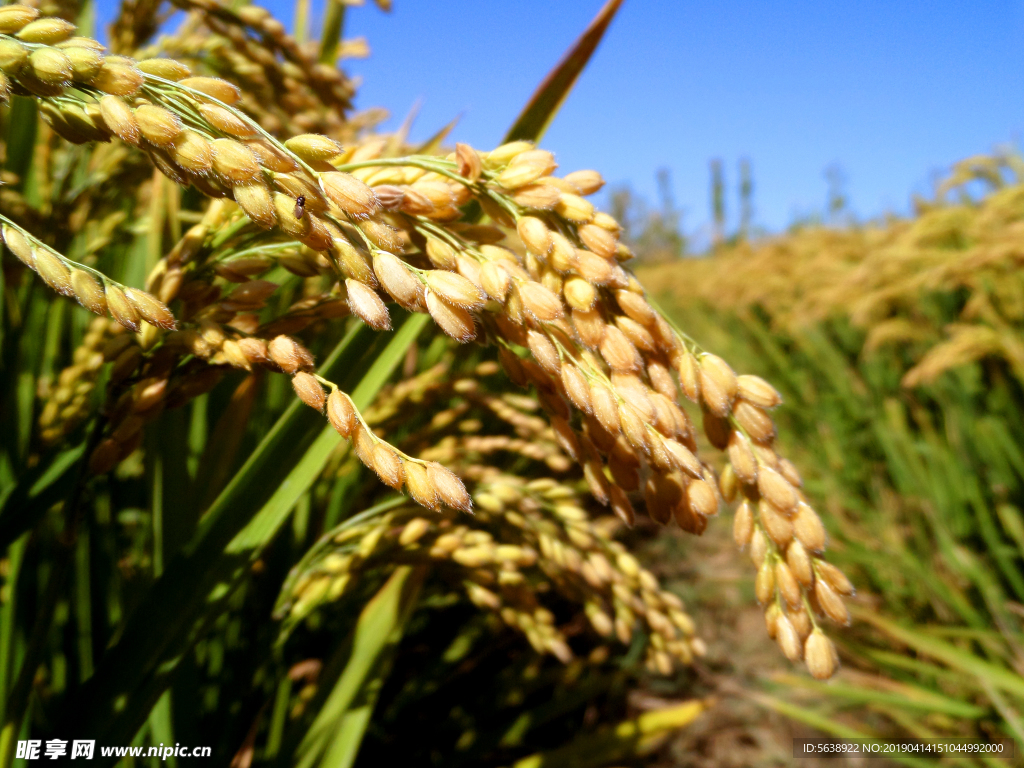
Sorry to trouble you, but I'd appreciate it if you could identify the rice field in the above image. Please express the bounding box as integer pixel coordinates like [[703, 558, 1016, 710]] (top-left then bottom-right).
[[0, 0, 1015, 765]]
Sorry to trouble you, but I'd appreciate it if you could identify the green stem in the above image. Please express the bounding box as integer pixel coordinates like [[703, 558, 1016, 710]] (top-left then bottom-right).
[[0, 535, 27, 726], [335, 157, 470, 186], [319, 0, 346, 64], [293, 0, 310, 45]]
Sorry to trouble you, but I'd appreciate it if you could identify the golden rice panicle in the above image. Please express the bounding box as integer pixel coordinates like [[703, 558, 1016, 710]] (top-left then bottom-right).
[[307, 383, 411, 494], [279, 475, 702, 669], [1, 8, 845, 679], [718, 385, 852, 679], [311, 378, 472, 513], [631, 328, 852, 679], [38, 318, 116, 444], [0, 221, 179, 332]]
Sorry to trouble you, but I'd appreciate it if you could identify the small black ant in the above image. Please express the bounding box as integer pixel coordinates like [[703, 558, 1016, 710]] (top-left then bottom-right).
[[293, 195, 306, 220]]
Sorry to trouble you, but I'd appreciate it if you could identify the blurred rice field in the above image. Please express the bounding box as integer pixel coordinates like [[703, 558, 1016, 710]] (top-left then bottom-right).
[[637, 151, 1024, 766]]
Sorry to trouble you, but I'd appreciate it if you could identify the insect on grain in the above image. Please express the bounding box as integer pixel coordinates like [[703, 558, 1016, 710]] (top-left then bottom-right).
[[294, 195, 306, 220]]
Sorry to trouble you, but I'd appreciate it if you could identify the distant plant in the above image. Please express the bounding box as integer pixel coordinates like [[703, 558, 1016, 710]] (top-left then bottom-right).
[[611, 168, 686, 261]]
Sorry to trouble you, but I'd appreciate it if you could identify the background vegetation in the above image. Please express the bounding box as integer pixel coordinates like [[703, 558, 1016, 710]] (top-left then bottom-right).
[[638, 150, 1024, 766]]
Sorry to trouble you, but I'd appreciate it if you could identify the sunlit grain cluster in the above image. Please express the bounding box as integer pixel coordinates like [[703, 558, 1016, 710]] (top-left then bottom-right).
[[1, 0, 851, 696]]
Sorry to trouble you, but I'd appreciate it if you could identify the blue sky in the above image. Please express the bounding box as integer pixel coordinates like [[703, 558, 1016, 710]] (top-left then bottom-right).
[[98, 1, 1024, 242]]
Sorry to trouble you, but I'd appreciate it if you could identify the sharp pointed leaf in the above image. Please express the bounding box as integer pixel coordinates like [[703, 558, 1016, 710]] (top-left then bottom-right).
[[504, 0, 624, 143], [293, 565, 426, 768], [415, 114, 462, 155]]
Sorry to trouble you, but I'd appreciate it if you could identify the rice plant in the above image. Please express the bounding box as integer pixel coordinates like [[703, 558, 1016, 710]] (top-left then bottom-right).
[[0, 0, 858, 765]]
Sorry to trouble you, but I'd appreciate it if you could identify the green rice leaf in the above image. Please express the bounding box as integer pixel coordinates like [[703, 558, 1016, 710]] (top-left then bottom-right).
[[853, 607, 1024, 699], [292, 565, 426, 768], [504, 0, 624, 144]]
